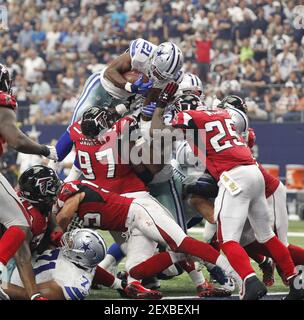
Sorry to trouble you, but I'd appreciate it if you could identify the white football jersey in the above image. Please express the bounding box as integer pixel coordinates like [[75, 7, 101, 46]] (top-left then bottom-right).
[[100, 38, 183, 100], [10, 248, 95, 300]]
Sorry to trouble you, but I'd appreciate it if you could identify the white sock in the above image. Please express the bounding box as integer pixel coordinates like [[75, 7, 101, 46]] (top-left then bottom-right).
[[98, 254, 117, 272], [189, 270, 205, 287], [215, 255, 243, 290]]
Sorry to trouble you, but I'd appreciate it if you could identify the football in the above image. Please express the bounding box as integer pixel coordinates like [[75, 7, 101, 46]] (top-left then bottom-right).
[[123, 70, 149, 83]]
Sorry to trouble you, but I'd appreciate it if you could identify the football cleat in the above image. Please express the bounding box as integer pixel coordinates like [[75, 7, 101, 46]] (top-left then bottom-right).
[[141, 276, 161, 290], [124, 281, 162, 300], [240, 275, 267, 300], [197, 280, 232, 298], [259, 257, 275, 287], [284, 274, 304, 300]]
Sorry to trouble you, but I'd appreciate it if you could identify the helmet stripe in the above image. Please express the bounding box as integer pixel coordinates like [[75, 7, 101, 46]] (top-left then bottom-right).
[[166, 43, 176, 74], [190, 75, 195, 86]]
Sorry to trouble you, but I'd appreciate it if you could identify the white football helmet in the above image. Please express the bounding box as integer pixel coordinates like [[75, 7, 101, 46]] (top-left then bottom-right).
[[178, 73, 204, 98], [61, 228, 107, 269], [150, 42, 184, 82]]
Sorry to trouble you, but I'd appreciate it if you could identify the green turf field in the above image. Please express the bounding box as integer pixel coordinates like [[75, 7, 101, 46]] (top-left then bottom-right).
[[88, 220, 304, 300]]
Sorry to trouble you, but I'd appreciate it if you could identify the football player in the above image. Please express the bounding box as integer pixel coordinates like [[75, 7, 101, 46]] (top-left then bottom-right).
[[150, 83, 304, 300], [52, 178, 241, 300], [217, 95, 304, 286], [0, 64, 57, 300], [3, 228, 106, 300], [55, 39, 184, 181]]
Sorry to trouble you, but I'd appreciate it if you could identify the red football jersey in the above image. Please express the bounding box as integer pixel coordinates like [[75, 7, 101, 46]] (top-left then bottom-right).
[[57, 180, 133, 232], [172, 109, 256, 180], [246, 128, 280, 198], [19, 196, 49, 252], [0, 91, 17, 156], [69, 116, 147, 194]]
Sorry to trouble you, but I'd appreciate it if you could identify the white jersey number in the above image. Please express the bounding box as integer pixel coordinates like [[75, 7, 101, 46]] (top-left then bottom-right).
[[205, 119, 244, 153], [78, 149, 116, 180]]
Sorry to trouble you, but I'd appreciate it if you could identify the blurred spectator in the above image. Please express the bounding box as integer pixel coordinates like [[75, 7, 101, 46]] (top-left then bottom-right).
[[195, 31, 212, 84], [31, 74, 51, 103], [23, 49, 47, 84], [275, 81, 299, 121], [17, 22, 33, 49], [250, 29, 269, 62], [37, 92, 59, 123], [111, 4, 128, 30], [239, 38, 254, 62], [276, 44, 297, 80], [0, 0, 303, 125]]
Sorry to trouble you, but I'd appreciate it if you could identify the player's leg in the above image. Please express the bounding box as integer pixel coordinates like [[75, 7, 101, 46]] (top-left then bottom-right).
[[0, 174, 28, 278], [149, 176, 187, 232], [0, 174, 44, 299], [123, 230, 162, 299], [128, 198, 242, 288], [248, 170, 304, 299]]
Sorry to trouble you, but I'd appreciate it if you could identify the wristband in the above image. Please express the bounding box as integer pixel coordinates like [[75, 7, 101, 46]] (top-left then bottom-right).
[[41, 145, 50, 157], [124, 82, 132, 93]]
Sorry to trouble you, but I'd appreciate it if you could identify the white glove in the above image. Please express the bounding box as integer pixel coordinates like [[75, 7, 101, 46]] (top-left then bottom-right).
[[44, 145, 58, 161]]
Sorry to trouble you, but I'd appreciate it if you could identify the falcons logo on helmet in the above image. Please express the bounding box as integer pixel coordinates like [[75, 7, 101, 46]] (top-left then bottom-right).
[[36, 177, 56, 196]]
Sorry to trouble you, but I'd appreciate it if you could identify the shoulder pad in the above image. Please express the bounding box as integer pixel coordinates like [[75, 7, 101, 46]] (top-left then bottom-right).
[[0, 92, 17, 111]]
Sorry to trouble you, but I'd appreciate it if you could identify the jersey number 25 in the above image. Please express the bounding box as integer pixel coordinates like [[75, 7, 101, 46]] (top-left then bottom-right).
[[205, 119, 244, 153]]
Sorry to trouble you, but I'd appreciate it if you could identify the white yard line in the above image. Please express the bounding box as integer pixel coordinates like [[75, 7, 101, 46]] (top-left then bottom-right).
[[189, 228, 304, 237]]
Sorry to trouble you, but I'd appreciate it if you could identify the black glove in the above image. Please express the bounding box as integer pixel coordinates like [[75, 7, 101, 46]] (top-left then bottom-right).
[[156, 82, 179, 109]]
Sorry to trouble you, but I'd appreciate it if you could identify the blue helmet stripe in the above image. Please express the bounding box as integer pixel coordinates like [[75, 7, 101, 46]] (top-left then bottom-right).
[[65, 286, 78, 300], [130, 40, 137, 58], [190, 75, 195, 86], [166, 43, 176, 74]]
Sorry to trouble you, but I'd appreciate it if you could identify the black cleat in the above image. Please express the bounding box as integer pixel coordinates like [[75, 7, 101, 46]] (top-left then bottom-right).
[[284, 274, 304, 300], [240, 275, 267, 300]]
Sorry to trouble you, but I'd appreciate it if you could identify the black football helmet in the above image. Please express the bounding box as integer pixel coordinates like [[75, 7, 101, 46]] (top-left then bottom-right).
[[218, 95, 248, 114], [0, 63, 12, 94], [81, 106, 119, 138], [18, 165, 62, 215], [173, 94, 205, 113]]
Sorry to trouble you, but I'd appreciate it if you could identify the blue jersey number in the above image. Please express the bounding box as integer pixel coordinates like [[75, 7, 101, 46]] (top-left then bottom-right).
[[140, 42, 153, 57], [34, 249, 60, 276]]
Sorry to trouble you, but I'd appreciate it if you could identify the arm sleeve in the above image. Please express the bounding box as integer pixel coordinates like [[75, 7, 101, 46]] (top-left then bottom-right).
[[56, 130, 74, 162]]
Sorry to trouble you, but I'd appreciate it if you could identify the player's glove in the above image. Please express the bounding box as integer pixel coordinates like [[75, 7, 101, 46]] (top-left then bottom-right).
[[41, 145, 58, 161], [156, 82, 179, 109], [50, 230, 64, 247], [125, 75, 153, 94], [141, 102, 156, 118], [31, 293, 48, 300]]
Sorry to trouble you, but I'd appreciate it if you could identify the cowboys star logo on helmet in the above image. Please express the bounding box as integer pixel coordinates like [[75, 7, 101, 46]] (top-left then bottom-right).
[[36, 177, 56, 196]]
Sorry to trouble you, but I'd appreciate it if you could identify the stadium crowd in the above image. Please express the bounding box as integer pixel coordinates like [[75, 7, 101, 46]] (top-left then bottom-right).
[[0, 0, 304, 124]]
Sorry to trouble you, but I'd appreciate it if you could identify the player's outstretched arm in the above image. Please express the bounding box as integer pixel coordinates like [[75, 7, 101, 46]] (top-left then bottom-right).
[[150, 82, 179, 136], [14, 227, 45, 300], [104, 52, 132, 89], [0, 108, 56, 159], [55, 193, 84, 231], [3, 281, 65, 300]]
